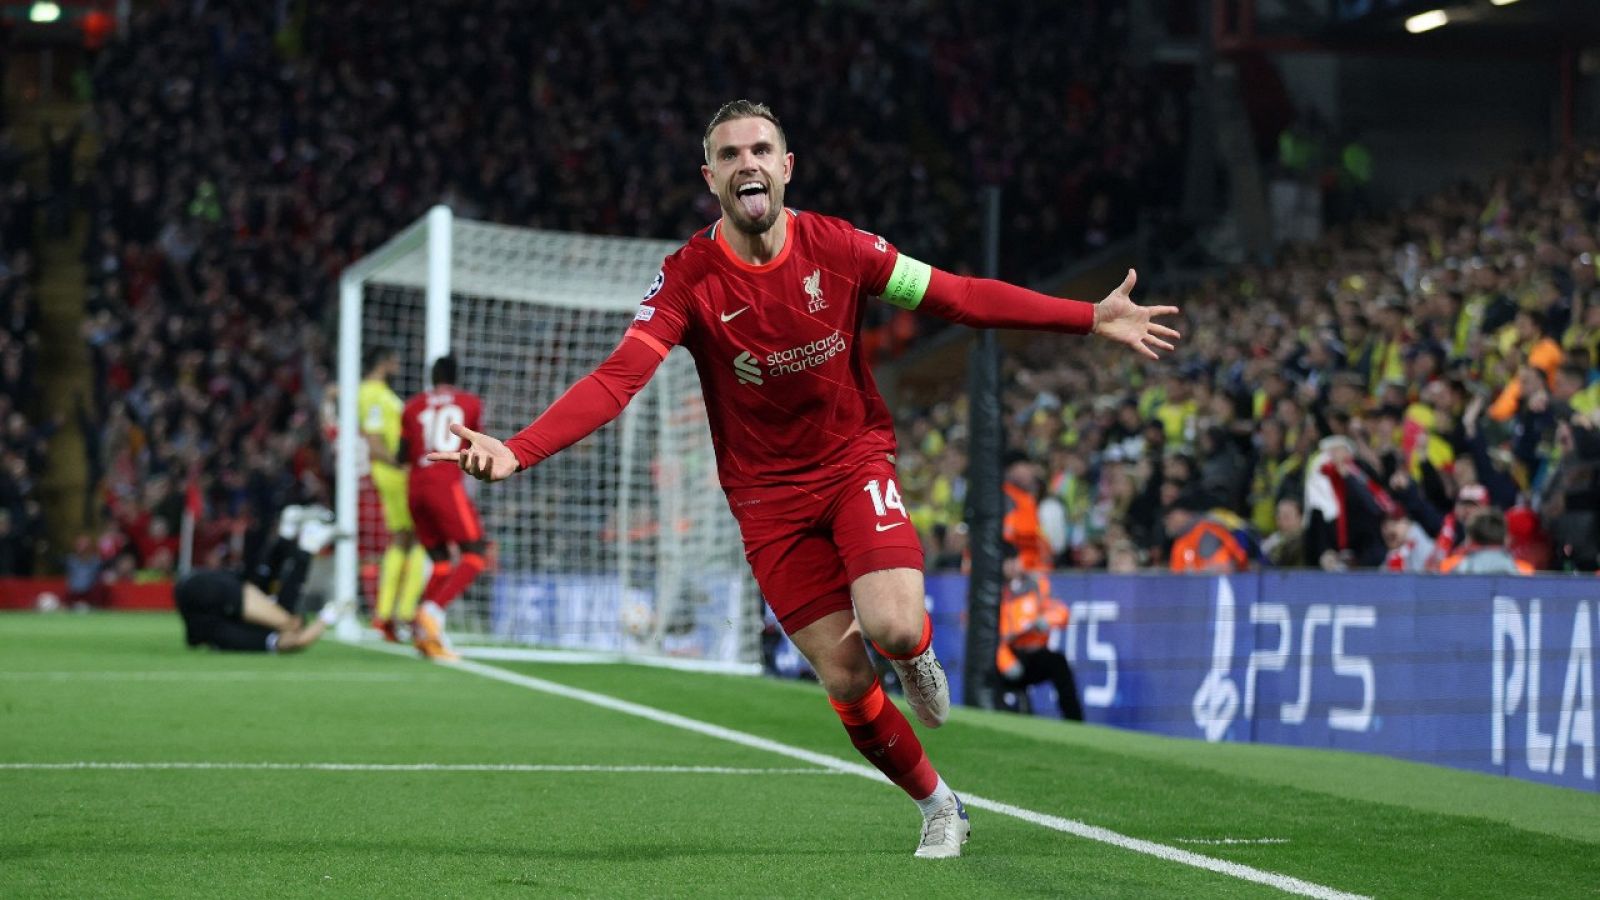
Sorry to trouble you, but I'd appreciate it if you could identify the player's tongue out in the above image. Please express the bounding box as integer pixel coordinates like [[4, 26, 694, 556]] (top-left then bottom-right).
[[735, 181, 769, 220]]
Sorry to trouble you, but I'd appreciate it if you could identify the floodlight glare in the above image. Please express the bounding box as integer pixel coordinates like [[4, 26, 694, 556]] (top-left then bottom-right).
[[29, 1, 63, 22], [1404, 9, 1448, 33]]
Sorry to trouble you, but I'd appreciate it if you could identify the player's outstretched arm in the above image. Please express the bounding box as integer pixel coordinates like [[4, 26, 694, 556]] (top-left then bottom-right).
[[898, 258, 1182, 358], [427, 424, 519, 482], [426, 336, 666, 482], [1089, 269, 1182, 361]]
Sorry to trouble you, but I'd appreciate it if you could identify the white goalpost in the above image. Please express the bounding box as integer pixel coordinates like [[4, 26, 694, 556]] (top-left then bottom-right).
[[335, 206, 760, 671]]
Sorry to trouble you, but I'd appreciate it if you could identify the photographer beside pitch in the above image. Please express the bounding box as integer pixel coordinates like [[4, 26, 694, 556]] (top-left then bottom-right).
[[428, 101, 1181, 858]]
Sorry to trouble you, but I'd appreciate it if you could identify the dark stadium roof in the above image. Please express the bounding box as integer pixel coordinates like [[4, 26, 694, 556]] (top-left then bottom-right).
[[1320, 0, 1600, 56]]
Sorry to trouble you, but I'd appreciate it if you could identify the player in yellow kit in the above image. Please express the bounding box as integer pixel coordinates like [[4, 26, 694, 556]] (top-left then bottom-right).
[[359, 347, 427, 640]]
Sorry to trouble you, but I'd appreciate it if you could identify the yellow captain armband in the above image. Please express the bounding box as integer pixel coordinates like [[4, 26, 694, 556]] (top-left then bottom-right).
[[879, 254, 932, 310]]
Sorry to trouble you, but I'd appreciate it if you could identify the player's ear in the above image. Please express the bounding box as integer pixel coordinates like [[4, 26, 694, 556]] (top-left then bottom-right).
[[782, 151, 794, 185], [701, 163, 716, 194]]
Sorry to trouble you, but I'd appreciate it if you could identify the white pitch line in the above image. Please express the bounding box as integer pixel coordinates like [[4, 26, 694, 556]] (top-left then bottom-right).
[[459, 645, 762, 676], [340, 633, 763, 675], [1178, 838, 1292, 846], [0, 671, 426, 683], [371, 648, 1368, 900], [0, 762, 841, 775]]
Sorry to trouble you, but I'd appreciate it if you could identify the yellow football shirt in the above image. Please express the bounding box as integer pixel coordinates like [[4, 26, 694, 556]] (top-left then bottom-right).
[[358, 378, 403, 470]]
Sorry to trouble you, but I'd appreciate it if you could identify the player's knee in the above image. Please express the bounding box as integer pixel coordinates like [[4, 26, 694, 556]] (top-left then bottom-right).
[[870, 618, 925, 657], [806, 645, 878, 702], [818, 664, 878, 704]]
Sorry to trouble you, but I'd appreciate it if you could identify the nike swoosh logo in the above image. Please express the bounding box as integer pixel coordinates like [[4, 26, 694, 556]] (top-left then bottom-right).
[[875, 522, 906, 532], [720, 307, 749, 323]]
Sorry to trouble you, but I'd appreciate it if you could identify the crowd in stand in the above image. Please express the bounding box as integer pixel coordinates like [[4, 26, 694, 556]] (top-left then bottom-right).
[[77, 0, 1178, 575], [930, 3, 1185, 281], [64, 1, 1598, 579], [900, 148, 1600, 574], [0, 125, 53, 577]]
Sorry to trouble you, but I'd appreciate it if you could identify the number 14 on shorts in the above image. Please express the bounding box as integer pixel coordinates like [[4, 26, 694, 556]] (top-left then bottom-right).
[[864, 478, 907, 531]]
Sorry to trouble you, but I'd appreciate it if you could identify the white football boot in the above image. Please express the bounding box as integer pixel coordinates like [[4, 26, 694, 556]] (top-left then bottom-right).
[[915, 794, 970, 859], [891, 649, 951, 728]]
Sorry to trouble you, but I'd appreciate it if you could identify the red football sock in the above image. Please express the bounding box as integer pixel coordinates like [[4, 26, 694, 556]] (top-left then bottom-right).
[[420, 560, 453, 605], [830, 679, 940, 800], [871, 613, 932, 661], [431, 552, 485, 610]]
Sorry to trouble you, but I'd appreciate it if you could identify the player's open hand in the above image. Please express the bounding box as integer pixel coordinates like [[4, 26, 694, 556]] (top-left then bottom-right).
[[1091, 269, 1182, 360], [427, 423, 520, 482]]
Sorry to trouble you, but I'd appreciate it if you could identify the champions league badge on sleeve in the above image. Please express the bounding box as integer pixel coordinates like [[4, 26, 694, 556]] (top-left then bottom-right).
[[636, 269, 665, 320]]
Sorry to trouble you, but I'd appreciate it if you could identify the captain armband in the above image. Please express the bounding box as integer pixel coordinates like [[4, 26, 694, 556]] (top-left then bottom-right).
[[878, 254, 932, 310]]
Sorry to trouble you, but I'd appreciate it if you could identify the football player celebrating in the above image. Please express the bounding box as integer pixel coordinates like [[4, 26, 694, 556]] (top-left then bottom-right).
[[430, 101, 1180, 858]]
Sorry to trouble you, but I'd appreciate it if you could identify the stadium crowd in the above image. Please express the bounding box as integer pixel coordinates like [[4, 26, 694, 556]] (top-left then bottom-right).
[[63, 0, 1598, 578], [75, 0, 1180, 574], [900, 147, 1600, 574], [0, 124, 52, 577]]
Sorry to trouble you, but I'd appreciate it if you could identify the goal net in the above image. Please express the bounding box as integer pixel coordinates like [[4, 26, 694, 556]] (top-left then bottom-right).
[[335, 207, 759, 670]]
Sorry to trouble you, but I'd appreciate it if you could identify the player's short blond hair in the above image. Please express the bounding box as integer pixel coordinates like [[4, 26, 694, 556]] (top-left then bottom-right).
[[702, 100, 786, 164]]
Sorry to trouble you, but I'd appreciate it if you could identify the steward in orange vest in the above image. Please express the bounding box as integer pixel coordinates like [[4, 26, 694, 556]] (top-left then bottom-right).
[[1439, 509, 1535, 574], [996, 544, 1082, 720], [1003, 456, 1054, 574], [1166, 501, 1260, 573]]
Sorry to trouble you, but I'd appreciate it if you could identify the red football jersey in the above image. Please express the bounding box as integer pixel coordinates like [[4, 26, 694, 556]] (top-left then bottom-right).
[[401, 387, 485, 488], [625, 210, 899, 490]]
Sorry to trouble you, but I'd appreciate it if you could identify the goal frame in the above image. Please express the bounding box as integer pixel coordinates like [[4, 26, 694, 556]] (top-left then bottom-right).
[[333, 206, 760, 673], [334, 206, 454, 617]]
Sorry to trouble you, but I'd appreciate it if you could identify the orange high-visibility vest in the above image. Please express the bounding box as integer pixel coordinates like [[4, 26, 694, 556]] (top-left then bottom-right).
[[1439, 548, 1534, 574], [997, 574, 1071, 675], [1170, 518, 1251, 573], [1003, 482, 1052, 573]]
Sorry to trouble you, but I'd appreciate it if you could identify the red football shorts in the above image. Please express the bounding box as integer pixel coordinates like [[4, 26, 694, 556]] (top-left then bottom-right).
[[727, 457, 924, 636], [408, 479, 483, 549]]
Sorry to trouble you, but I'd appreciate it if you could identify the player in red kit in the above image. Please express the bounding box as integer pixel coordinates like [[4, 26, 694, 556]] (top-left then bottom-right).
[[429, 100, 1182, 858], [399, 355, 486, 662]]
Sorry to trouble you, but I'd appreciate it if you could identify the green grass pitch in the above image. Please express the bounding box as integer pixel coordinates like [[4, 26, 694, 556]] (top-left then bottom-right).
[[2, 613, 1596, 898]]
